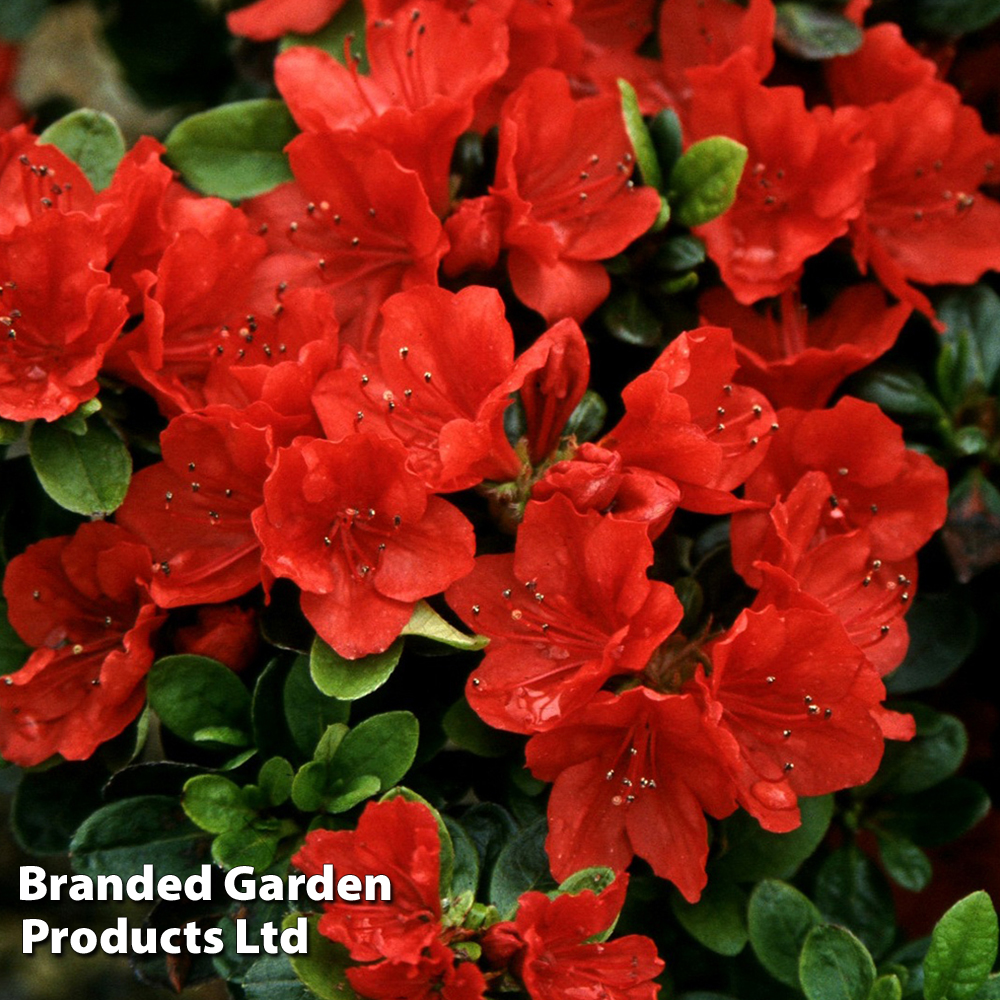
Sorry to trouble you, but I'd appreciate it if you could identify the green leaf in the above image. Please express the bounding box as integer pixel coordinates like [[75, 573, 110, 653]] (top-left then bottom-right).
[[924, 892, 998, 1000], [669, 136, 748, 228], [182, 774, 255, 834], [775, 3, 863, 60], [972, 976, 1000, 1000], [11, 763, 106, 854], [876, 832, 932, 893], [655, 234, 707, 273], [28, 417, 132, 516], [650, 108, 684, 179], [333, 711, 419, 790], [886, 593, 977, 695], [0, 0, 48, 41], [401, 600, 488, 650], [444, 816, 480, 897], [877, 777, 990, 848], [871, 976, 904, 1000], [0, 417, 21, 446], [564, 390, 608, 443], [814, 846, 895, 958], [165, 99, 298, 200], [0, 595, 30, 676], [242, 953, 316, 1000], [39, 109, 126, 192], [147, 655, 252, 748], [281, 0, 369, 72], [865, 707, 967, 797], [936, 285, 1000, 400], [258, 757, 294, 807], [748, 879, 823, 987], [70, 795, 208, 879], [287, 914, 359, 1000], [326, 773, 382, 814], [672, 879, 749, 956], [459, 803, 517, 892], [310, 635, 403, 700], [913, 0, 1000, 36], [602, 288, 663, 347], [443, 697, 516, 758], [283, 653, 350, 758], [618, 78, 662, 191], [799, 925, 876, 1000], [713, 794, 834, 882], [212, 824, 282, 871], [852, 369, 946, 420], [489, 817, 554, 919], [556, 867, 617, 897]]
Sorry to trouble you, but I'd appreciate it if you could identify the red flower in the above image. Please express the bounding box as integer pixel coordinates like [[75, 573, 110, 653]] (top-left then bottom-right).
[[526, 686, 740, 902], [313, 285, 519, 492], [253, 434, 475, 658], [348, 941, 487, 1000], [227, 0, 346, 40], [0, 212, 128, 422], [293, 797, 442, 963], [699, 284, 910, 410], [482, 877, 663, 1000], [116, 403, 306, 608], [684, 52, 874, 304], [490, 69, 662, 322], [172, 604, 259, 673], [245, 132, 448, 356], [696, 605, 912, 834], [446, 494, 682, 734], [0, 523, 164, 767], [732, 397, 949, 583], [275, 3, 508, 214]]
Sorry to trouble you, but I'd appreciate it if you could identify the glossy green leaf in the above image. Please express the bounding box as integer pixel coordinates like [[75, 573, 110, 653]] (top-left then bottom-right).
[[147, 655, 252, 747], [866, 706, 967, 797], [333, 711, 419, 790], [281, 0, 369, 72], [650, 108, 684, 178], [618, 78, 662, 190], [310, 635, 403, 700], [852, 369, 946, 420], [444, 816, 480, 897], [39, 109, 126, 191], [602, 288, 663, 346], [286, 914, 359, 999], [28, 417, 132, 516], [878, 777, 990, 848], [876, 832, 932, 893], [443, 697, 516, 758], [936, 285, 1000, 401], [165, 99, 298, 200], [284, 654, 350, 758], [402, 600, 488, 650], [871, 976, 904, 1000], [489, 817, 555, 919], [564, 390, 608, 443], [748, 879, 823, 987], [924, 892, 998, 1000], [669, 136, 748, 228], [182, 774, 255, 834], [799, 925, 876, 1000], [212, 824, 283, 871], [814, 846, 895, 958], [775, 3, 863, 59], [242, 954, 315, 1000], [673, 879, 749, 956]]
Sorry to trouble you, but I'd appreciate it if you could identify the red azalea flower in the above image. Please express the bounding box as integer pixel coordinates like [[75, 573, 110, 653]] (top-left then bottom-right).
[[684, 51, 874, 304], [483, 877, 663, 1000], [0, 212, 128, 422], [446, 494, 682, 734], [573, 0, 656, 53], [313, 285, 519, 492], [844, 81, 1000, 319], [659, 0, 775, 104], [293, 797, 442, 964], [0, 523, 164, 767], [172, 604, 259, 673], [348, 941, 487, 1000], [227, 0, 347, 40], [732, 397, 949, 581], [526, 686, 740, 902], [749, 470, 916, 675], [275, 3, 508, 214], [699, 284, 910, 410], [491, 68, 662, 322], [0, 44, 23, 129], [116, 403, 307, 608], [253, 434, 475, 658], [244, 131, 448, 357], [695, 605, 912, 834]]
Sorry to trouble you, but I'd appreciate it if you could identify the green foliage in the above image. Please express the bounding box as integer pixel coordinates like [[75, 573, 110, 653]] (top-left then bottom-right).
[[775, 3, 864, 59], [885, 594, 977, 694], [489, 817, 554, 919], [913, 0, 1000, 35], [814, 846, 895, 958], [618, 78, 663, 191], [748, 879, 823, 988], [281, 0, 369, 72], [672, 879, 749, 956], [798, 925, 876, 1000], [165, 100, 298, 200], [286, 914, 360, 1000], [28, 415, 132, 516], [310, 635, 403, 700], [147, 655, 253, 748], [0, 0, 47, 41], [401, 600, 489, 650], [668, 137, 748, 228], [39, 109, 125, 191], [923, 892, 998, 1000]]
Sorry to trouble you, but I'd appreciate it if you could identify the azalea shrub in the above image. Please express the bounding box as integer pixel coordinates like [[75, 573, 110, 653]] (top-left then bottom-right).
[[1, 0, 1000, 998]]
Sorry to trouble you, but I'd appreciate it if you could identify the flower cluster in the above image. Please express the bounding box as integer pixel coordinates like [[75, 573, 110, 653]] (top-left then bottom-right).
[[0, 0, 984, 962]]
